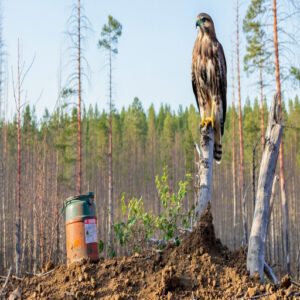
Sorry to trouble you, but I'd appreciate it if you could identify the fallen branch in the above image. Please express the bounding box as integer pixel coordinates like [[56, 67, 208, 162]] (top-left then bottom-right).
[[0, 275, 22, 281], [263, 262, 278, 285], [291, 280, 300, 288], [26, 268, 56, 277], [0, 266, 12, 295]]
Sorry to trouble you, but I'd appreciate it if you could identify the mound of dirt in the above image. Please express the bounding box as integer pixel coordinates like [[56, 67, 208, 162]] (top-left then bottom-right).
[[3, 206, 300, 299]]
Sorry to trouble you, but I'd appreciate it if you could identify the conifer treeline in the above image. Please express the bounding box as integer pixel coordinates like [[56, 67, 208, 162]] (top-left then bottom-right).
[[0, 96, 300, 276]]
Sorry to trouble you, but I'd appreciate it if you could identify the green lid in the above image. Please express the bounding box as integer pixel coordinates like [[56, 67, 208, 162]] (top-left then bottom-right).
[[64, 192, 96, 222]]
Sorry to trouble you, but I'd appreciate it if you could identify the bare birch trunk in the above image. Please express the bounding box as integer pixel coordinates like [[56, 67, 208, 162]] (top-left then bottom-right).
[[247, 96, 282, 281], [195, 125, 214, 218], [272, 0, 290, 274], [236, 0, 247, 245]]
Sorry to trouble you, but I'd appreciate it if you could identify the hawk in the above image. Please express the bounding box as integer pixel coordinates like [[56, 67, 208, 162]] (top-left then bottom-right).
[[192, 13, 227, 163]]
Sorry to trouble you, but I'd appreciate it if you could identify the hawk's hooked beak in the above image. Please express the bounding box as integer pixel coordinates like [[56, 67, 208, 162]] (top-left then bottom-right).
[[196, 19, 203, 28]]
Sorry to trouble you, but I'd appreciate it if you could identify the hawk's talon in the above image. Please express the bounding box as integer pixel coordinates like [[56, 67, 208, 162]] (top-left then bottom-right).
[[200, 117, 215, 128]]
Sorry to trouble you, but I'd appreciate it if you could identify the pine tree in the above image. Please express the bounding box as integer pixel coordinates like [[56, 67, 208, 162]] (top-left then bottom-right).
[[66, 0, 90, 194], [243, 0, 271, 147], [272, 0, 290, 274], [290, 67, 300, 84], [98, 15, 122, 253]]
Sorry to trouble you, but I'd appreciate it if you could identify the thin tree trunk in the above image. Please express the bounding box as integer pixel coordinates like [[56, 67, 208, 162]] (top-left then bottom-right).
[[55, 151, 60, 265], [1, 122, 6, 270], [20, 219, 27, 273], [297, 250, 300, 280], [32, 138, 38, 273], [76, 0, 82, 194], [268, 175, 279, 225], [33, 200, 37, 273], [231, 54, 237, 249], [272, 0, 290, 274], [15, 38, 21, 276], [107, 33, 113, 253], [247, 96, 282, 281], [39, 134, 46, 267], [269, 175, 278, 265], [252, 145, 256, 216], [236, 0, 247, 245]]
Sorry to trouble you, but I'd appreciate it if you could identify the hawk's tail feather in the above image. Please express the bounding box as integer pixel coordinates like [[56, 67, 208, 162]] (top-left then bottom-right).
[[214, 143, 222, 164]]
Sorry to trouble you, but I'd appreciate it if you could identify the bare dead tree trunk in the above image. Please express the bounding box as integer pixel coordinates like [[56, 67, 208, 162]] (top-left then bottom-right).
[[33, 199, 37, 273], [236, 0, 247, 245], [20, 219, 27, 273], [247, 96, 282, 282], [15, 39, 21, 276], [195, 125, 214, 218], [272, 0, 290, 274], [297, 250, 300, 280], [12, 40, 34, 275], [268, 175, 278, 264], [55, 151, 60, 264], [76, 0, 82, 194], [269, 175, 279, 225], [1, 123, 7, 270], [231, 53, 237, 248], [107, 33, 114, 253]]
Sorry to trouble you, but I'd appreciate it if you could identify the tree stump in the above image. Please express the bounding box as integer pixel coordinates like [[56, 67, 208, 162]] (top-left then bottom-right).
[[247, 95, 282, 282]]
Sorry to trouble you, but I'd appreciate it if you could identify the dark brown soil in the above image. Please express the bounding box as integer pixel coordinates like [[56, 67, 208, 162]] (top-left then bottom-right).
[[3, 206, 300, 299]]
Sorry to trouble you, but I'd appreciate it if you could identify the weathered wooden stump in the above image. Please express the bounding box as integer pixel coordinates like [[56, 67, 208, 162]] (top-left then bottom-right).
[[247, 95, 282, 283]]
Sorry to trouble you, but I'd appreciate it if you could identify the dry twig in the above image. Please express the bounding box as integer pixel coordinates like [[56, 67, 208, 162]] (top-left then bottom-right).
[[0, 266, 12, 295]]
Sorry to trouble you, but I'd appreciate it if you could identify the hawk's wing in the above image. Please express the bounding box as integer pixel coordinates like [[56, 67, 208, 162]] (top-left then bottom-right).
[[217, 41, 227, 136], [192, 70, 200, 112]]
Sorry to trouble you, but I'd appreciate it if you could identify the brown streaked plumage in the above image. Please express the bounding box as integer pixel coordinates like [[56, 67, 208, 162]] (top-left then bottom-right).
[[192, 13, 227, 163]]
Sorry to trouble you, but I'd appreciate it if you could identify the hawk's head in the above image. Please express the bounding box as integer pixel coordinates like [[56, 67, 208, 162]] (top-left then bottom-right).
[[196, 13, 216, 38]]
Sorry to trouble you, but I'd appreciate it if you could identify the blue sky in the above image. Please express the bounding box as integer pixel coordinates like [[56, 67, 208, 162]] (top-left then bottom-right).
[[3, 0, 300, 119]]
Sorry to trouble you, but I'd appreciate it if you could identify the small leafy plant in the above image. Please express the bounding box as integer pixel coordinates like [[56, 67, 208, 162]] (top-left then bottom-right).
[[113, 167, 192, 254]]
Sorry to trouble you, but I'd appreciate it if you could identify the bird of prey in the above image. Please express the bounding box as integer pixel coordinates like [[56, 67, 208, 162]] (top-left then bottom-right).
[[192, 13, 227, 163]]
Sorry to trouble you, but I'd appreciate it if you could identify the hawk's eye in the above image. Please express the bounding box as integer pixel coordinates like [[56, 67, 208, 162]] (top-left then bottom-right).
[[202, 17, 208, 23]]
